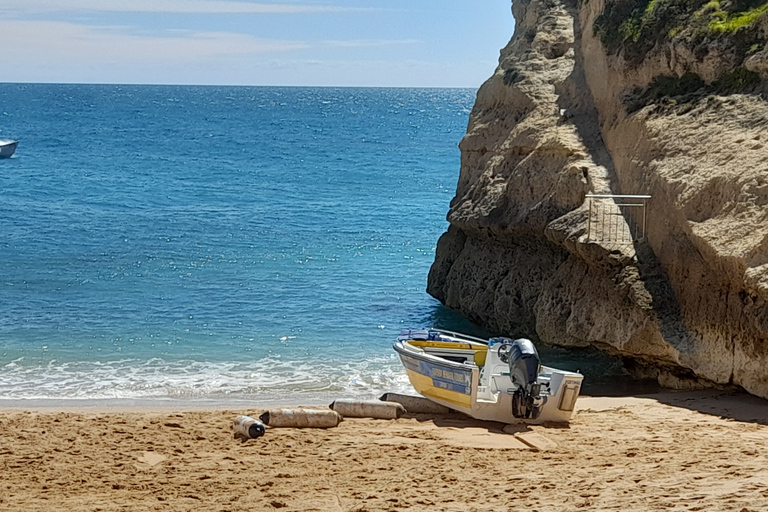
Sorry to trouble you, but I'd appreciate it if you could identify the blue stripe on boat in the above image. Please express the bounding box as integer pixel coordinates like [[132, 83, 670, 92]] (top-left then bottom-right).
[[397, 349, 472, 395]]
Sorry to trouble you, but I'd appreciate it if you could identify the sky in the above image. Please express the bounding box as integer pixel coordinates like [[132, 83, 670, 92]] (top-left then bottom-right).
[[0, 0, 514, 87]]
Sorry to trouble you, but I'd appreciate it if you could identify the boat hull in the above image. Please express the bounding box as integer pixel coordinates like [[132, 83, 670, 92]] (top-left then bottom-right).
[[0, 140, 18, 158], [396, 348, 475, 410]]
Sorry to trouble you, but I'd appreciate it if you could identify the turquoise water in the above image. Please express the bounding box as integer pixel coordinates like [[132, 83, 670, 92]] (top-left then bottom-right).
[[0, 84, 485, 402]]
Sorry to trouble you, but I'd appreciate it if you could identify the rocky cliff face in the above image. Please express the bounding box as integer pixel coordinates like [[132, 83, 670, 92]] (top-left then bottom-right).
[[428, 0, 768, 396]]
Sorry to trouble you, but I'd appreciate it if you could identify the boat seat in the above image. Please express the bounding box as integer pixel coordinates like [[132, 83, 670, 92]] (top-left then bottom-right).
[[405, 340, 488, 366], [421, 346, 486, 366]]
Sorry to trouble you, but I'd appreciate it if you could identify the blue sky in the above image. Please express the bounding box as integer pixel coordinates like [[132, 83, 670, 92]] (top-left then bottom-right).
[[0, 0, 514, 87]]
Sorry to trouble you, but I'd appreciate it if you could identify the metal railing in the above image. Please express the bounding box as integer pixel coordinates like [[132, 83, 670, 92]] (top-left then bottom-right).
[[585, 194, 651, 244]]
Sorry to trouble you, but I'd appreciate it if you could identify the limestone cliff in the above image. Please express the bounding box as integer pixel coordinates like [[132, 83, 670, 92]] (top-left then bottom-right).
[[428, 0, 768, 396]]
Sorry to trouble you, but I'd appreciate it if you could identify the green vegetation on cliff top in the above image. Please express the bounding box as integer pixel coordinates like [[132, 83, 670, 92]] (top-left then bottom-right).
[[594, 0, 767, 109], [594, 0, 768, 59], [707, 0, 768, 32]]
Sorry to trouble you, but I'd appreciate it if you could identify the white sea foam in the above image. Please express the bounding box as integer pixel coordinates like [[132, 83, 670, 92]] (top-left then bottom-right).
[[0, 354, 416, 403]]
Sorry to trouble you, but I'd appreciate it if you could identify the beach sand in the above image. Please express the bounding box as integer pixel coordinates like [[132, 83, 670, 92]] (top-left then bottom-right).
[[2, 391, 768, 511]]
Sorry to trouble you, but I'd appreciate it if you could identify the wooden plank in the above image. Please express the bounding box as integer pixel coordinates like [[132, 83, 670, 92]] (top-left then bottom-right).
[[502, 428, 558, 451]]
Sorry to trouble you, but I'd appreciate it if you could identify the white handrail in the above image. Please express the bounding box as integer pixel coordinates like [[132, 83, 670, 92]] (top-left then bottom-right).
[[585, 194, 652, 199], [586, 194, 650, 244]]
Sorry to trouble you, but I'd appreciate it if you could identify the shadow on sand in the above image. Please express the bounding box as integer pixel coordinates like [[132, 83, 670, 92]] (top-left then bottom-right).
[[636, 389, 768, 425], [401, 388, 768, 433]]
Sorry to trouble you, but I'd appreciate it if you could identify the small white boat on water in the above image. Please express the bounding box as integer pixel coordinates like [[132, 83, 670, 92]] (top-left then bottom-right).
[[394, 328, 584, 424], [0, 140, 18, 158]]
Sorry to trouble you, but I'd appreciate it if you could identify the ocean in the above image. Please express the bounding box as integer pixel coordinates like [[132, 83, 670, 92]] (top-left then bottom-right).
[[0, 84, 489, 404], [0, 84, 637, 406]]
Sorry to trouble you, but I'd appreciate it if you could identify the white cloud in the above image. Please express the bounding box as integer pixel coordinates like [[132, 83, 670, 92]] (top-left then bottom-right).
[[0, 20, 308, 65], [322, 39, 420, 48], [0, 0, 363, 14]]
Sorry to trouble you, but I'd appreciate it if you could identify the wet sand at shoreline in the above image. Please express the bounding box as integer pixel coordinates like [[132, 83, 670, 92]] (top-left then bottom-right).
[[2, 390, 768, 511]]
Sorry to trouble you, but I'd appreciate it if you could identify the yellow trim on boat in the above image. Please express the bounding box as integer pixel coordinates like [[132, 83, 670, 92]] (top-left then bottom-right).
[[406, 340, 487, 351], [404, 368, 472, 408], [405, 339, 487, 366]]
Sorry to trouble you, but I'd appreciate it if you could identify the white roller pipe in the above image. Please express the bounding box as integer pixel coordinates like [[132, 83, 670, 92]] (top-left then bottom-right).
[[259, 408, 342, 428], [329, 399, 405, 419], [233, 415, 266, 440]]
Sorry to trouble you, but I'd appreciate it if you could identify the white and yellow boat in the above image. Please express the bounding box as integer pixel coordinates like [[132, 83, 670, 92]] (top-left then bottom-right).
[[394, 328, 583, 424]]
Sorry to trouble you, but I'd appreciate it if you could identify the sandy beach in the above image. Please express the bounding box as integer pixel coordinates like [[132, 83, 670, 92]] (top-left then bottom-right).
[[2, 391, 768, 511]]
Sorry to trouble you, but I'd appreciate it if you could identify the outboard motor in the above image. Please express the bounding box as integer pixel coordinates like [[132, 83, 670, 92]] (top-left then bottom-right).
[[507, 339, 545, 420]]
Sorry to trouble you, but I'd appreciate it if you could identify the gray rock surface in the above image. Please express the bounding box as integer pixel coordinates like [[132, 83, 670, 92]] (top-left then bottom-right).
[[428, 0, 768, 397]]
